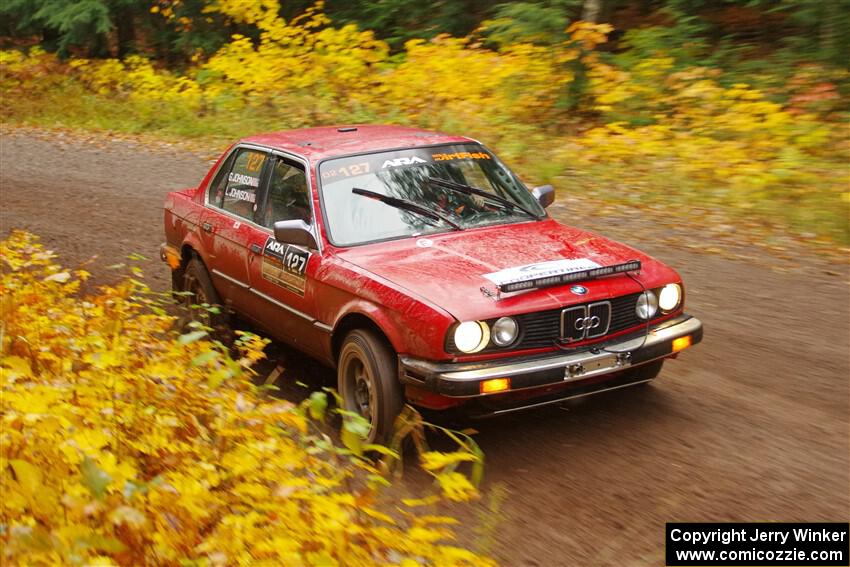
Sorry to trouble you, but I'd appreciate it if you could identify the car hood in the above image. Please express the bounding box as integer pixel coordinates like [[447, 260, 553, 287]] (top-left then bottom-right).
[[334, 219, 680, 321]]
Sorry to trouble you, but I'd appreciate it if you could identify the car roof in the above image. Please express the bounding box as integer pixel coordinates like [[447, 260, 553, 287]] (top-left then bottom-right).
[[241, 124, 476, 162]]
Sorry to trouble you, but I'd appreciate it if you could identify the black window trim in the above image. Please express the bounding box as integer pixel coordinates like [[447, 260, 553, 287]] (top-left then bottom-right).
[[257, 154, 312, 230], [207, 150, 237, 209]]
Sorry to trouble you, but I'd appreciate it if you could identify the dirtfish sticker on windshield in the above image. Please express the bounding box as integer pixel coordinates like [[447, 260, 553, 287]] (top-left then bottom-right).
[[261, 237, 310, 295], [432, 151, 491, 161]]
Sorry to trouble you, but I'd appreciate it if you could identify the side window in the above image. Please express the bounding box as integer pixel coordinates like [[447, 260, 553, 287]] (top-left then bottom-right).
[[262, 158, 310, 228], [221, 149, 267, 219], [208, 153, 234, 207]]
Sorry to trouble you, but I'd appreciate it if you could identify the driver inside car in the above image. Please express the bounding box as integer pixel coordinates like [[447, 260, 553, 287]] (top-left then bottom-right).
[[264, 163, 310, 227]]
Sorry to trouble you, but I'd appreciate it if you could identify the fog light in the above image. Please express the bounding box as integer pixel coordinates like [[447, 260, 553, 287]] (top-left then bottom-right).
[[480, 378, 511, 394], [672, 336, 692, 353]]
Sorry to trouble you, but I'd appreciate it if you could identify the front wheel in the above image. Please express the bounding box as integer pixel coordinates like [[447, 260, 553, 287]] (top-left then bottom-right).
[[338, 329, 403, 445]]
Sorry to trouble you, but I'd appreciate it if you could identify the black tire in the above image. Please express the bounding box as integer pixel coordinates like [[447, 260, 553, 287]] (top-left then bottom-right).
[[337, 329, 404, 445], [171, 266, 185, 295], [625, 359, 664, 384], [180, 257, 226, 329]]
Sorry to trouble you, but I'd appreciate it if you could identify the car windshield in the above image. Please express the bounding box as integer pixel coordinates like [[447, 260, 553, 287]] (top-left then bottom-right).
[[318, 144, 545, 246]]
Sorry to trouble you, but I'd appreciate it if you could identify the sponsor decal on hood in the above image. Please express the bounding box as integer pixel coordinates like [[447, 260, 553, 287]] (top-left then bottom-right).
[[484, 258, 642, 293], [483, 259, 601, 287]]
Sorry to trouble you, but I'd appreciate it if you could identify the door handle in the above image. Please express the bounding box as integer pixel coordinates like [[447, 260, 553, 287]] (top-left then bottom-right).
[[250, 243, 263, 254], [202, 222, 213, 233]]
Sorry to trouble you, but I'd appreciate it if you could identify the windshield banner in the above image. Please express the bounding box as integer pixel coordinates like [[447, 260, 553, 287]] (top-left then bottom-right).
[[320, 146, 494, 183]]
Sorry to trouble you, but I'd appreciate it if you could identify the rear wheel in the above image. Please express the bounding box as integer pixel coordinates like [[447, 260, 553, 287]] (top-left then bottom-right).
[[338, 329, 403, 445], [179, 257, 226, 330], [170, 266, 184, 296]]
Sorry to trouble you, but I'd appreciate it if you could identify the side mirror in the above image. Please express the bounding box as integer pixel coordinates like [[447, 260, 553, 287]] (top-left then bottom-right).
[[531, 184, 555, 209], [273, 219, 318, 249]]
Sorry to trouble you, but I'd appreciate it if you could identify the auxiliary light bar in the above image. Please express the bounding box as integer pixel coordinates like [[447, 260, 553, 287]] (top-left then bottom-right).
[[497, 260, 642, 293]]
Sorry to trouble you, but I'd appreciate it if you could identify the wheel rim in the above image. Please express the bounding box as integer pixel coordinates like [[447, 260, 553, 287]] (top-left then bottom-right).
[[183, 273, 210, 324], [343, 353, 375, 426], [184, 274, 208, 305]]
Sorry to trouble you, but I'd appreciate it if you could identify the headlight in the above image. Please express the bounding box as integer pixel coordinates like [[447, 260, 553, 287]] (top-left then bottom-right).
[[658, 283, 682, 312], [491, 317, 518, 346], [454, 321, 490, 353], [635, 290, 658, 320]]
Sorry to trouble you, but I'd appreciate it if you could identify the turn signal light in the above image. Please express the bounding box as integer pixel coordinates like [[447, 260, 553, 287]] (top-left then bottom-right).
[[672, 336, 692, 353], [480, 378, 511, 394], [163, 246, 182, 270]]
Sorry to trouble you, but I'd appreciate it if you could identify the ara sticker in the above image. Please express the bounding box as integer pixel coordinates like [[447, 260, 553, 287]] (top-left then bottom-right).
[[261, 237, 310, 295], [381, 156, 426, 168]]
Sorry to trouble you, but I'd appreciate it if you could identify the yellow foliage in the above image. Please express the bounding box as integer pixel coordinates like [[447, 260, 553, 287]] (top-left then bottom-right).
[[202, 1, 388, 106], [0, 231, 494, 566], [71, 56, 204, 111], [579, 53, 848, 215]]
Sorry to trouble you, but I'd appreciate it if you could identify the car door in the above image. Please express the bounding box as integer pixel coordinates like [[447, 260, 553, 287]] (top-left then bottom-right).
[[200, 146, 271, 312], [242, 153, 325, 357]]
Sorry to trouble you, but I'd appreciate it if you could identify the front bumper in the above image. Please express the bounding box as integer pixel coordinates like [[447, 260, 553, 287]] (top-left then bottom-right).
[[399, 314, 703, 398]]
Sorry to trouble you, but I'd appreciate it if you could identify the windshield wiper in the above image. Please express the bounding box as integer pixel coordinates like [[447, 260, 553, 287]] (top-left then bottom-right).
[[427, 177, 541, 220], [352, 188, 462, 231]]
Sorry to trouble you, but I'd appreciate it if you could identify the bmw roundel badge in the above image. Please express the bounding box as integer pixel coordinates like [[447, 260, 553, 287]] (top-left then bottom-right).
[[570, 285, 588, 295]]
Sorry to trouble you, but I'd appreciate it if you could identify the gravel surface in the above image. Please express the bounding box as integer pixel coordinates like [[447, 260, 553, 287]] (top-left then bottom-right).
[[2, 128, 847, 565]]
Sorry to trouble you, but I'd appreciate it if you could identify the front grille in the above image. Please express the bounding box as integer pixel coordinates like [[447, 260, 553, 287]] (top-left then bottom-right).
[[560, 301, 612, 342], [521, 293, 645, 349], [561, 306, 586, 342], [585, 301, 612, 339], [446, 293, 648, 354]]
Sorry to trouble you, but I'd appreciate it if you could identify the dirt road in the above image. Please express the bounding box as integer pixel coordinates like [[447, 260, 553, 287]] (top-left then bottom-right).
[[2, 129, 848, 565]]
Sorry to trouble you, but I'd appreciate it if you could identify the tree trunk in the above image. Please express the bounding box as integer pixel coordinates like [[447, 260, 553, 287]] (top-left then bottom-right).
[[89, 33, 110, 58], [582, 0, 603, 22], [819, 1, 838, 62], [116, 8, 137, 58]]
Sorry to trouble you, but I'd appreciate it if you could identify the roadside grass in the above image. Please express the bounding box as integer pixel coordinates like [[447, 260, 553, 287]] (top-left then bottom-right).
[[567, 163, 850, 251], [2, 81, 273, 143]]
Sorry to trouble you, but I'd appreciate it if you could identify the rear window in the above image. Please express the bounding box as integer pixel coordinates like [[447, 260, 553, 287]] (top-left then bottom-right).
[[210, 148, 267, 220]]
